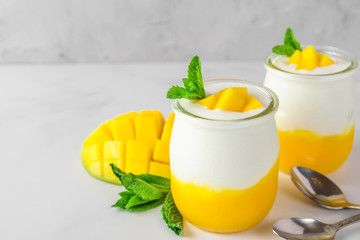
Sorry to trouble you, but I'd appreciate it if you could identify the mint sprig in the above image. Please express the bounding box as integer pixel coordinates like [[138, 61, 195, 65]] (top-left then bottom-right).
[[167, 55, 206, 100], [110, 164, 184, 235], [272, 28, 302, 57]]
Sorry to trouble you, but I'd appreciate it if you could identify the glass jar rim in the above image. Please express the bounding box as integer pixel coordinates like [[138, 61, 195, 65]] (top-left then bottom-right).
[[264, 45, 358, 78], [172, 79, 279, 124]]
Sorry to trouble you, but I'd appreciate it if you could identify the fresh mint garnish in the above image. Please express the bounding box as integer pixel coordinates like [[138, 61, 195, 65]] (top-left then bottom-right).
[[272, 28, 302, 57], [167, 55, 206, 100], [110, 164, 183, 235], [161, 191, 184, 236]]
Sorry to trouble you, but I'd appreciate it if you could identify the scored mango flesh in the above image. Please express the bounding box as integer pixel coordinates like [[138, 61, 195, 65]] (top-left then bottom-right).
[[197, 87, 263, 112], [278, 126, 355, 174], [81, 111, 175, 184], [171, 160, 279, 233], [289, 45, 335, 71]]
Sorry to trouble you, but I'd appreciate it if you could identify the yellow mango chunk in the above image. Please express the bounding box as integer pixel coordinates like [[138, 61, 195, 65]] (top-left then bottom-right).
[[197, 94, 219, 110], [153, 140, 170, 164], [301, 45, 319, 64], [83, 123, 113, 148], [241, 95, 263, 112], [104, 140, 126, 171], [149, 161, 170, 179], [81, 144, 103, 179], [125, 140, 151, 175], [161, 113, 175, 142], [319, 54, 335, 67], [216, 87, 248, 99], [289, 49, 302, 64], [111, 112, 137, 141], [215, 88, 246, 112], [139, 110, 165, 138], [135, 114, 159, 144], [295, 60, 317, 71]]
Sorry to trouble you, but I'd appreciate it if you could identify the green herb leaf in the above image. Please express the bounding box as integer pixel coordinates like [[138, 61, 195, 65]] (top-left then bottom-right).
[[137, 174, 170, 191], [284, 27, 302, 51], [113, 192, 166, 212], [161, 191, 183, 236], [166, 55, 206, 100], [272, 27, 302, 57], [272, 45, 296, 57]]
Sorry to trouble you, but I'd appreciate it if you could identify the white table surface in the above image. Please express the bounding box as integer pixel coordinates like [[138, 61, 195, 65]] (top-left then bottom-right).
[[1, 62, 360, 240]]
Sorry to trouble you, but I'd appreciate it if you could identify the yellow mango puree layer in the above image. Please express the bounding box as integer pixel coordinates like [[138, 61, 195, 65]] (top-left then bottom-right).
[[171, 160, 279, 233], [278, 126, 355, 174]]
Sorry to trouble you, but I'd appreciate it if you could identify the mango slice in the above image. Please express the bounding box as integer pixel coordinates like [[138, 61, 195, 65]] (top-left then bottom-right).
[[215, 88, 246, 112], [111, 112, 137, 141], [241, 95, 263, 112], [82, 110, 173, 184], [161, 113, 175, 142], [153, 140, 170, 164], [197, 87, 263, 113], [319, 54, 335, 67], [125, 140, 151, 175], [149, 161, 170, 179], [197, 95, 219, 110], [289, 45, 335, 70]]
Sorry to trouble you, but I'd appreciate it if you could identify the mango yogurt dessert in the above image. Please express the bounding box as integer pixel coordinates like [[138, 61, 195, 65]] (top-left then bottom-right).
[[167, 57, 280, 233], [264, 28, 358, 174]]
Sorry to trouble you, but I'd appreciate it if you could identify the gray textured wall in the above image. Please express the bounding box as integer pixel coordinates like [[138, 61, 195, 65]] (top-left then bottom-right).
[[0, 0, 359, 63]]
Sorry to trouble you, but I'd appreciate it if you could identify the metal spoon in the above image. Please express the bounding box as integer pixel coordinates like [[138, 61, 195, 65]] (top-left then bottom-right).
[[273, 214, 360, 240], [290, 166, 360, 210]]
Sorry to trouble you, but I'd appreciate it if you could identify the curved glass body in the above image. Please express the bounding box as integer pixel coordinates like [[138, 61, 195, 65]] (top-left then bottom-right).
[[264, 46, 358, 174], [170, 79, 279, 233]]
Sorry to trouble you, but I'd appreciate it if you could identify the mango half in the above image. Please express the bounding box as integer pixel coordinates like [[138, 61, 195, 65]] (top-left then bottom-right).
[[82, 111, 175, 184]]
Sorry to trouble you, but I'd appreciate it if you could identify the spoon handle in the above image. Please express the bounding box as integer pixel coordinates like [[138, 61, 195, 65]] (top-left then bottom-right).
[[347, 204, 360, 210], [332, 213, 360, 231]]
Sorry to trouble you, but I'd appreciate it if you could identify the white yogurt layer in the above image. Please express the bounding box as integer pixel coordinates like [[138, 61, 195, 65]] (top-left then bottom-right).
[[170, 80, 279, 190], [265, 53, 357, 135], [272, 54, 351, 75]]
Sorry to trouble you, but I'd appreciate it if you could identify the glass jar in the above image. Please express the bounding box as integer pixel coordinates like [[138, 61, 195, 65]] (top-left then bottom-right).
[[264, 46, 358, 174], [170, 79, 279, 233]]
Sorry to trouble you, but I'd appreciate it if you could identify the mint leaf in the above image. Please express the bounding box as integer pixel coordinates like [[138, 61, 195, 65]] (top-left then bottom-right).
[[166, 55, 206, 100], [112, 191, 134, 209], [137, 174, 170, 191], [166, 85, 188, 99], [126, 197, 166, 212], [161, 191, 183, 236], [272, 27, 302, 57], [284, 27, 301, 51], [272, 45, 296, 57]]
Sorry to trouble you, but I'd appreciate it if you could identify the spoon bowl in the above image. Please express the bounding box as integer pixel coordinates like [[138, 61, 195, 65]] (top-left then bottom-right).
[[273, 213, 360, 240], [289, 166, 360, 210]]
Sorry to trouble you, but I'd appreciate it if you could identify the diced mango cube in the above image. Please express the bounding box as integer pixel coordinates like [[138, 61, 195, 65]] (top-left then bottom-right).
[[161, 113, 175, 142], [83, 123, 113, 148], [134, 115, 159, 145], [295, 60, 317, 71], [149, 161, 170, 179], [289, 49, 302, 64], [216, 87, 248, 99], [139, 110, 164, 138], [241, 95, 263, 112], [104, 141, 126, 171], [319, 54, 335, 67], [215, 88, 246, 112], [125, 140, 151, 175], [197, 94, 219, 110], [301, 45, 319, 64], [111, 112, 137, 141], [81, 144, 103, 178], [153, 140, 170, 164]]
